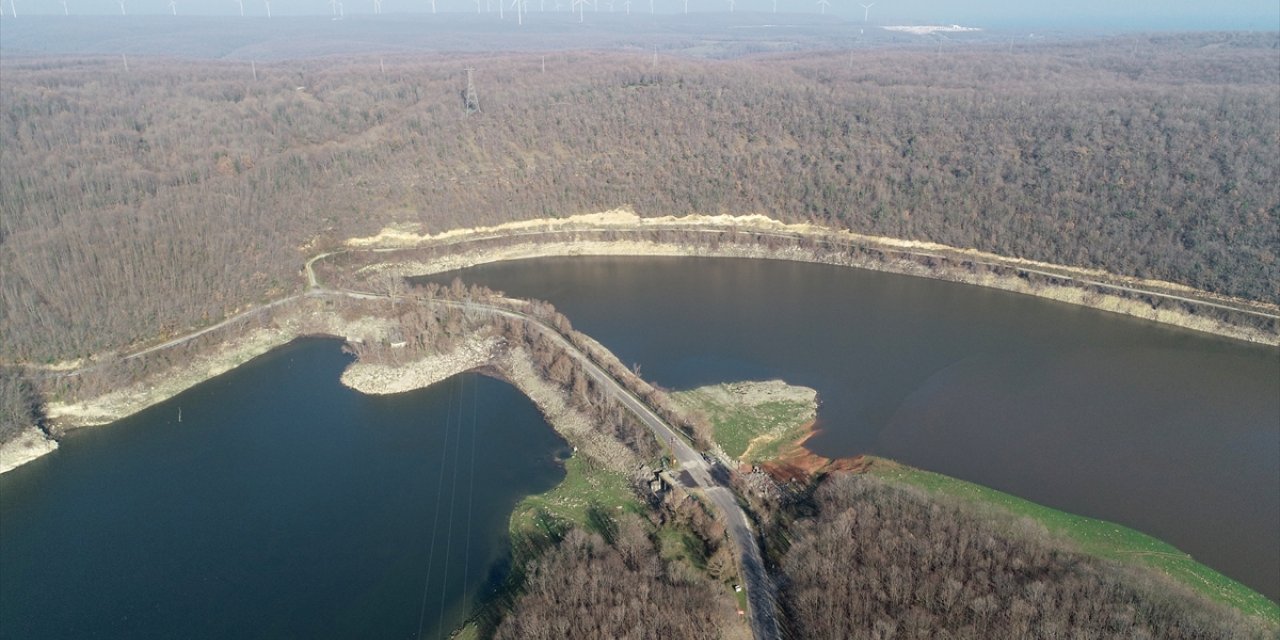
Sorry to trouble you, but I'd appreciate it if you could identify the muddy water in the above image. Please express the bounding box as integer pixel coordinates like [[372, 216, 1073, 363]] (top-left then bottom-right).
[[421, 256, 1280, 601], [0, 338, 568, 639]]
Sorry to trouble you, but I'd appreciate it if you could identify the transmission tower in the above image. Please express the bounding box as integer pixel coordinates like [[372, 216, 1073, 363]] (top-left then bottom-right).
[[463, 68, 481, 116]]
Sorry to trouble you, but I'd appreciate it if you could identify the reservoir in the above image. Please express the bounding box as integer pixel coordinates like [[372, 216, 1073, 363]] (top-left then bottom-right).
[[420, 256, 1280, 602], [0, 338, 568, 639]]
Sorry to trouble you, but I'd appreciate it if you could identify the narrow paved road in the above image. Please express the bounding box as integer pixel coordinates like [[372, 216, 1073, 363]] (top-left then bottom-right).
[[428, 296, 783, 639]]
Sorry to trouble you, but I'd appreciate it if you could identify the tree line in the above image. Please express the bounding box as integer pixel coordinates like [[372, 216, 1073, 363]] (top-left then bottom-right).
[[769, 473, 1273, 639], [3, 33, 1277, 369]]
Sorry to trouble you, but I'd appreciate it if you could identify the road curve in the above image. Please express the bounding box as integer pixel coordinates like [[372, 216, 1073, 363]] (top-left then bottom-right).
[[424, 296, 783, 639]]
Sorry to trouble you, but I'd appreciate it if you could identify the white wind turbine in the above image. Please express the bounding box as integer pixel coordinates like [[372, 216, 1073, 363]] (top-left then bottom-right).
[[8, 0, 15, 17], [233, 0, 243, 15], [509, 0, 522, 24], [117, 0, 125, 14], [429, 0, 435, 12], [168, 0, 176, 14], [263, 0, 270, 16], [62, 0, 69, 14], [621, 0, 629, 13], [682, 0, 687, 13], [725, 0, 732, 11], [572, 0, 583, 21], [859, 2, 872, 22], [816, 0, 828, 14], [372, 0, 381, 13]]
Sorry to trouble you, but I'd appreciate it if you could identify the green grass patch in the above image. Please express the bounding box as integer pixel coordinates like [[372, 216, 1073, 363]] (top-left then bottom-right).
[[452, 622, 479, 640], [673, 386, 813, 462], [508, 454, 641, 537], [865, 456, 1279, 623], [657, 525, 709, 571]]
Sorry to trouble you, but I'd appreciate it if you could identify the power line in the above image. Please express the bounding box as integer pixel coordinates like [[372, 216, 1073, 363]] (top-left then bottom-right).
[[416, 375, 457, 639], [437, 374, 469, 636], [459, 373, 481, 629]]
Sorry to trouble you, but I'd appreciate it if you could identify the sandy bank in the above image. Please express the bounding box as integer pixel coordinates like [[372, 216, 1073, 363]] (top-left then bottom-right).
[[340, 337, 501, 395], [45, 308, 399, 430], [0, 427, 59, 474], [346, 212, 1277, 346]]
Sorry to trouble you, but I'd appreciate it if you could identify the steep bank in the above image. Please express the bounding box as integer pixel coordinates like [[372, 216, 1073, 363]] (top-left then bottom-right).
[[2, 300, 403, 473], [342, 339, 642, 476], [338, 212, 1278, 346], [0, 427, 58, 475]]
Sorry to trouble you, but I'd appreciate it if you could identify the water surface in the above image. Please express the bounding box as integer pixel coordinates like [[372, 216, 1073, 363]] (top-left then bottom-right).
[[421, 256, 1280, 600], [0, 338, 567, 639]]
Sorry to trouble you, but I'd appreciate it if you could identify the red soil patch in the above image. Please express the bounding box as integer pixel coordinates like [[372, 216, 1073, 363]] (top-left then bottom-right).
[[757, 420, 869, 483]]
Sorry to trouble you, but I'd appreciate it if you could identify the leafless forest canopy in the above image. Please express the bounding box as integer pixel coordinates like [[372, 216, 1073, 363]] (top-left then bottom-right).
[[772, 474, 1271, 639], [1, 32, 1277, 368]]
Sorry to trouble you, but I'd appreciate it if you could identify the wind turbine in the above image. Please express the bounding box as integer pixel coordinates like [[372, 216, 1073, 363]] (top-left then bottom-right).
[[168, 0, 175, 14], [859, 2, 872, 22], [682, 0, 687, 13], [509, 0, 522, 24], [263, 0, 270, 16], [572, 0, 583, 21], [8, 0, 15, 17], [621, 0, 629, 13], [233, 0, 243, 15], [117, 0, 125, 14], [61, 0, 68, 15], [816, 0, 829, 14], [648, 0, 652, 13], [429, 0, 435, 11], [725, 0, 732, 12], [372, 0, 380, 13]]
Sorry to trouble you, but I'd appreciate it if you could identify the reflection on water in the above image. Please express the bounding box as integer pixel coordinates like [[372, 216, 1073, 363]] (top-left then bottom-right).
[[421, 256, 1280, 601], [0, 338, 567, 639]]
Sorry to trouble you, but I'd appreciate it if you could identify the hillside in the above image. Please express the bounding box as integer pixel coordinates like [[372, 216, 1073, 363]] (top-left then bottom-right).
[[2, 33, 1277, 368]]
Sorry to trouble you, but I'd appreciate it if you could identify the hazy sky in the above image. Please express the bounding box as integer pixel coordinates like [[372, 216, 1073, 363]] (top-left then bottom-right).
[[2, 0, 1277, 29]]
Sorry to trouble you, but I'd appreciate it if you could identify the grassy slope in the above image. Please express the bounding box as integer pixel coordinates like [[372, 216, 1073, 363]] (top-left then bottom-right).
[[672, 386, 813, 462], [507, 454, 640, 537], [865, 456, 1280, 624]]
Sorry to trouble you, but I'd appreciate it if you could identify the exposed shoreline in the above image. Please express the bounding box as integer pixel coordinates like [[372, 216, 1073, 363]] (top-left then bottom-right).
[[8, 211, 1276, 475], [342, 337, 643, 475], [0, 427, 59, 475], [339, 212, 1278, 346]]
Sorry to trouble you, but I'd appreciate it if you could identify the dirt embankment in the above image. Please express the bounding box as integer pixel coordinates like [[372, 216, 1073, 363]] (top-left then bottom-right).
[[328, 338, 643, 478], [342, 212, 1277, 346], [45, 308, 399, 430], [0, 428, 59, 475]]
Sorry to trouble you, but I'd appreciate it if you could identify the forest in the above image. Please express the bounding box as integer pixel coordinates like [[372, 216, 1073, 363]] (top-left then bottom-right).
[[770, 473, 1272, 639], [2, 29, 1278, 638], [3, 32, 1277, 372]]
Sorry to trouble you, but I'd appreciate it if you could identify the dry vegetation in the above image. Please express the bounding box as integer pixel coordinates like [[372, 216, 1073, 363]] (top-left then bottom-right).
[[3, 33, 1277, 369], [494, 519, 746, 640], [771, 473, 1275, 639]]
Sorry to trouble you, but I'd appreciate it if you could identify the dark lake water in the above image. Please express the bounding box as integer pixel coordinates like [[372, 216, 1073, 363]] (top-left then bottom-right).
[[421, 256, 1280, 602], [0, 338, 568, 640]]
